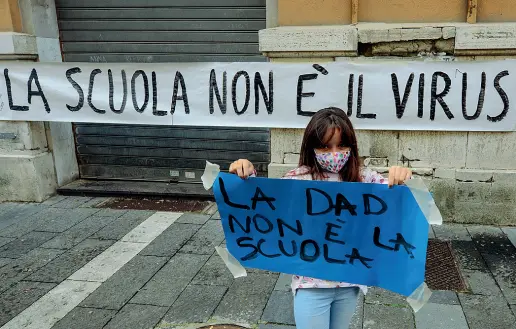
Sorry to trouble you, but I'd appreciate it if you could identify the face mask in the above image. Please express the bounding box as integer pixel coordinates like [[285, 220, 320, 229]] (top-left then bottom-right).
[[315, 151, 351, 173]]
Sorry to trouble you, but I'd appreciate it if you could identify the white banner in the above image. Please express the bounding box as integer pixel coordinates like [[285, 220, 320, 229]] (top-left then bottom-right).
[[0, 61, 515, 131]]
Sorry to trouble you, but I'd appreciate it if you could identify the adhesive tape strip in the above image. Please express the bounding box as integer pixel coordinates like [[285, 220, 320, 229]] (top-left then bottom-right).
[[405, 178, 443, 225], [203, 161, 246, 278], [215, 246, 248, 279], [406, 282, 433, 313], [201, 161, 221, 190]]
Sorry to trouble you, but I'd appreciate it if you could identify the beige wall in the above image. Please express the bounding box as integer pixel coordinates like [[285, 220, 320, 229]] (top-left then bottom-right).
[[0, 0, 22, 32], [278, 0, 516, 24], [278, 0, 351, 25], [477, 0, 516, 22], [358, 0, 466, 23]]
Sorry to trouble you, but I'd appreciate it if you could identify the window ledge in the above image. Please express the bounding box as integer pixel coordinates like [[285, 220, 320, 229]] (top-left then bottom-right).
[[0, 32, 37, 56], [259, 22, 516, 55]]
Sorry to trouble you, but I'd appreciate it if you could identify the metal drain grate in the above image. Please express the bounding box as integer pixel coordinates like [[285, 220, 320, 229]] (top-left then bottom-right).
[[425, 239, 467, 291]]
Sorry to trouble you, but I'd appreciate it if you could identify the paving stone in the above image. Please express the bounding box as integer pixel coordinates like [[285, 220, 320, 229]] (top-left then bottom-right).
[[213, 272, 278, 323], [499, 279, 516, 306], [248, 268, 279, 275], [38, 208, 102, 233], [3, 279, 101, 329], [41, 215, 116, 249], [91, 208, 128, 218], [191, 253, 235, 287], [468, 225, 515, 256], [68, 241, 148, 283], [262, 290, 295, 325], [79, 197, 111, 208], [0, 237, 14, 248], [350, 292, 364, 329], [459, 293, 516, 329], [51, 307, 115, 329], [161, 284, 227, 324], [92, 210, 154, 240], [481, 253, 516, 304], [467, 225, 504, 236], [259, 325, 296, 329], [176, 213, 211, 225], [0, 202, 18, 212], [451, 240, 488, 271], [41, 195, 68, 206], [180, 220, 225, 255], [363, 304, 415, 329], [0, 202, 18, 215], [427, 290, 460, 305], [364, 287, 408, 308], [203, 202, 218, 215], [462, 269, 501, 295], [428, 225, 435, 239], [0, 281, 56, 326], [211, 211, 221, 220], [415, 303, 468, 329], [0, 231, 57, 258], [121, 212, 182, 243], [0, 258, 13, 268], [503, 227, 516, 248], [0, 204, 47, 233], [131, 253, 209, 306], [104, 304, 167, 329], [139, 223, 201, 257], [0, 248, 64, 293], [1, 208, 97, 238], [80, 255, 167, 310], [274, 273, 292, 291], [25, 239, 115, 283], [50, 196, 94, 209], [432, 224, 472, 241]]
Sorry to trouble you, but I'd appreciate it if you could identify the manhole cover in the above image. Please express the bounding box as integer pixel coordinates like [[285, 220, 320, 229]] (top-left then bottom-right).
[[100, 197, 210, 212], [198, 326, 248, 329], [425, 239, 468, 291]]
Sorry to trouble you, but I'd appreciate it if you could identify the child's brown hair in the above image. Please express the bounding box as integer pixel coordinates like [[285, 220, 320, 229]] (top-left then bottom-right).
[[299, 107, 361, 182]]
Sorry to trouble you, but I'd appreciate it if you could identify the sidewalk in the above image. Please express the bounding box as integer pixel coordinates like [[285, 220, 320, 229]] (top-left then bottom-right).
[[0, 196, 515, 329]]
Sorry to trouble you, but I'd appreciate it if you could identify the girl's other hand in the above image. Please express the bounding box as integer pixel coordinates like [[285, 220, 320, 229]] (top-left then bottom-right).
[[388, 166, 412, 187], [229, 159, 255, 178]]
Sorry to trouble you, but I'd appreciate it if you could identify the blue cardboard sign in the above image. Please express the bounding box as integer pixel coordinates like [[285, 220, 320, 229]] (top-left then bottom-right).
[[213, 173, 429, 296]]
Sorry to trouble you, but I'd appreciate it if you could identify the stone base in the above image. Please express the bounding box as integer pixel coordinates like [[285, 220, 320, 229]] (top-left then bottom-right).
[[268, 163, 298, 179], [0, 150, 57, 202]]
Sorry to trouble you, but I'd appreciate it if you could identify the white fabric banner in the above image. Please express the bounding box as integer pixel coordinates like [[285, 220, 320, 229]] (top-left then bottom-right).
[[0, 60, 515, 131]]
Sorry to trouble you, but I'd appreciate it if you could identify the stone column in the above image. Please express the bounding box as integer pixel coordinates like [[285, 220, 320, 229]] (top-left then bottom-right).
[[0, 0, 78, 202], [259, 25, 358, 179]]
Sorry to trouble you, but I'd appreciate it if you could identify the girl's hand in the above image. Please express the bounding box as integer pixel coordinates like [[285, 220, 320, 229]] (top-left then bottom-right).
[[388, 166, 412, 187], [229, 159, 255, 178]]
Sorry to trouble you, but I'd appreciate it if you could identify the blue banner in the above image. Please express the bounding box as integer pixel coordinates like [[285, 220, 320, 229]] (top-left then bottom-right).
[[213, 173, 429, 296]]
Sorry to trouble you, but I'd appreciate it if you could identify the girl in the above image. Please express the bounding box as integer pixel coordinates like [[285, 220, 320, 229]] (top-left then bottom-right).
[[228, 107, 412, 329]]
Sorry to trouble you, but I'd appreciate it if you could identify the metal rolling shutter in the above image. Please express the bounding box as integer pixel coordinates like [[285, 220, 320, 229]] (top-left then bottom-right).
[[55, 0, 269, 182]]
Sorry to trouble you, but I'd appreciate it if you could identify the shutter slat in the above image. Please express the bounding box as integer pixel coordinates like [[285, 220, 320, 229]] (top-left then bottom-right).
[[57, 0, 270, 181]]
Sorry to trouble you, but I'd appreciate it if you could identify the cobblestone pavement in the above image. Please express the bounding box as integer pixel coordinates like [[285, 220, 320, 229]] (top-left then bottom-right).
[[0, 196, 515, 329]]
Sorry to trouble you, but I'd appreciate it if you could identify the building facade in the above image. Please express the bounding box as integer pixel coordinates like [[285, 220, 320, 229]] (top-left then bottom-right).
[[263, 0, 516, 225], [1, 0, 516, 224]]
